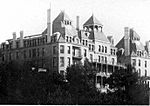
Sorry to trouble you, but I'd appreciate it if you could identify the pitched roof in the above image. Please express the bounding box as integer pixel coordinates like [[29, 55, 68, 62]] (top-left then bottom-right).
[[83, 15, 103, 26], [89, 31, 110, 43], [130, 29, 140, 40], [53, 11, 72, 22]]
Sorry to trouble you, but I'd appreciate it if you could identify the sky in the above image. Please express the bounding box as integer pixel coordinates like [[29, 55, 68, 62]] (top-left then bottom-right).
[[0, 0, 150, 45]]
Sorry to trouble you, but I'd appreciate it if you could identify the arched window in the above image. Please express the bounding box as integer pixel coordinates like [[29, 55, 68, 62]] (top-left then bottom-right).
[[138, 59, 141, 66], [92, 45, 94, 51], [138, 69, 141, 76], [86, 40, 88, 46], [105, 47, 107, 53], [99, 45, 101, 52], [102, 46, 104, 52], [66, 36, 69, 42], [90, 54, 93, 62], [145, 70, 147, 77], [83, 40, 85, 45], [70, 37, 72, 42], [89, 44, 91, 50]]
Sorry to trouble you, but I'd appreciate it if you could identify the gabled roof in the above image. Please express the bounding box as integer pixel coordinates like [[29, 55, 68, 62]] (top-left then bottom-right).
[[53, 11, 72, 22], [130, 29, 140, 40], [83, 15, 103, 26], [89, 31, 110, 43]]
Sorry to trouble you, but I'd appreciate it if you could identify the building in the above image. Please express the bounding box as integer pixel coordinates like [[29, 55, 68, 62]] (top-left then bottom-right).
[[116, 27, 150, 78], [0, 7, 124, 86]]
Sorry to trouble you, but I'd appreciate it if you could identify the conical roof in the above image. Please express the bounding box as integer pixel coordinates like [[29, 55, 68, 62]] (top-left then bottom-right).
[[53, 11, 72, 22], [83, 15, 103, 26]]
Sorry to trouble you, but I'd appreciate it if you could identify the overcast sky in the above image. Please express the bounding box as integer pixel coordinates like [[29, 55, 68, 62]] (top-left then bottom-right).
[[0, 0, 150, 45]]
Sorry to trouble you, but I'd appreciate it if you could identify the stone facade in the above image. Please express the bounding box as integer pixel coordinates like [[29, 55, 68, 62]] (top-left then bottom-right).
[[116, 27, 150, 77], [0, 9, 121, 77]]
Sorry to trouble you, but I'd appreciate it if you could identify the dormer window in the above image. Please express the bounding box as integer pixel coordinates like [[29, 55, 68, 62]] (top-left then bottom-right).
[[67, 21, 69, 25]]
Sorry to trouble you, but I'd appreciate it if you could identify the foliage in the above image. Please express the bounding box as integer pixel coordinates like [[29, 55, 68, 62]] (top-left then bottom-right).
[[106, 64, 149, 105], [0, 60, 149, 105]]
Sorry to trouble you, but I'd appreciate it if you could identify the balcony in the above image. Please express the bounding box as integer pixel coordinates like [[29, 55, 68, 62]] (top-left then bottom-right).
[[72, 54, 82, 59], [72, 47, 82, 59]]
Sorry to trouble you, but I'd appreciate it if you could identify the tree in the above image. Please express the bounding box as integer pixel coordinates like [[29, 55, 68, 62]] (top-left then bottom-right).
[[106, 64, 149, 105]]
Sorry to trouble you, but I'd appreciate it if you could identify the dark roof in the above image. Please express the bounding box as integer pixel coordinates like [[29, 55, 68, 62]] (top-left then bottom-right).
[[83, 15, 103, 26], [53, 11, 72, 22], [130, 29, 140, 40], [116, 35, 145, 54], [89, 31, 110, 43], [116, 37, 124, 49]]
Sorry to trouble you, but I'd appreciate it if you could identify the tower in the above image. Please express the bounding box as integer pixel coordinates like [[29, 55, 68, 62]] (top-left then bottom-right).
[[83, 14, 103, 32]]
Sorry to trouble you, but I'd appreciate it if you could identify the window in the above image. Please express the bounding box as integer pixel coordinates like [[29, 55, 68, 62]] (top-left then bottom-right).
[[145, 61, 147, 68], [67, 46, 70, 54], [111, 49, 112, 55], [138, 59, 141, 66], [112, 58, 115, 65], [145, 70, 147, 77], [53, 46, 57, 54], [70, 37, 72, 42], [105, 47, 107, 53], [105, 57, 107, 63], [37, 48, 40, 57], [89, 44, 91, 50], [42, 48, 45, 56], [98, 56, 101, 62], [101, 56, 104, 63], [24, 50, 26, 58], [99, 45, 101, 52], [53, 57, 57, 67], [83, 40, 85, 45], [60, 57, 64, 67], [60, 45, 64, 53], [92, 45, 94, 51], [66, 36, 69, 42], [32, 49, 36, 57], [114, 50, 116, 55], [102, 46, 104, 52], [24, 41, 26, 47], [132, 59, 136, 66], [84, 49, 87, 57], [138, 69, 141, 76], [86, 40, 88, 46], [90, 54, 93, 62], [67, 57, 70, 66]]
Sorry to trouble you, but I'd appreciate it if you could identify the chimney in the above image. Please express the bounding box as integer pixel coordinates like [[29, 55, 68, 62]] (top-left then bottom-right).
[[12, 32, 16, 49], [47, 5, 52, 43], [76, 16, 79, 30], [20, 31, 24, 48], [124, 27, 130, 56]]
